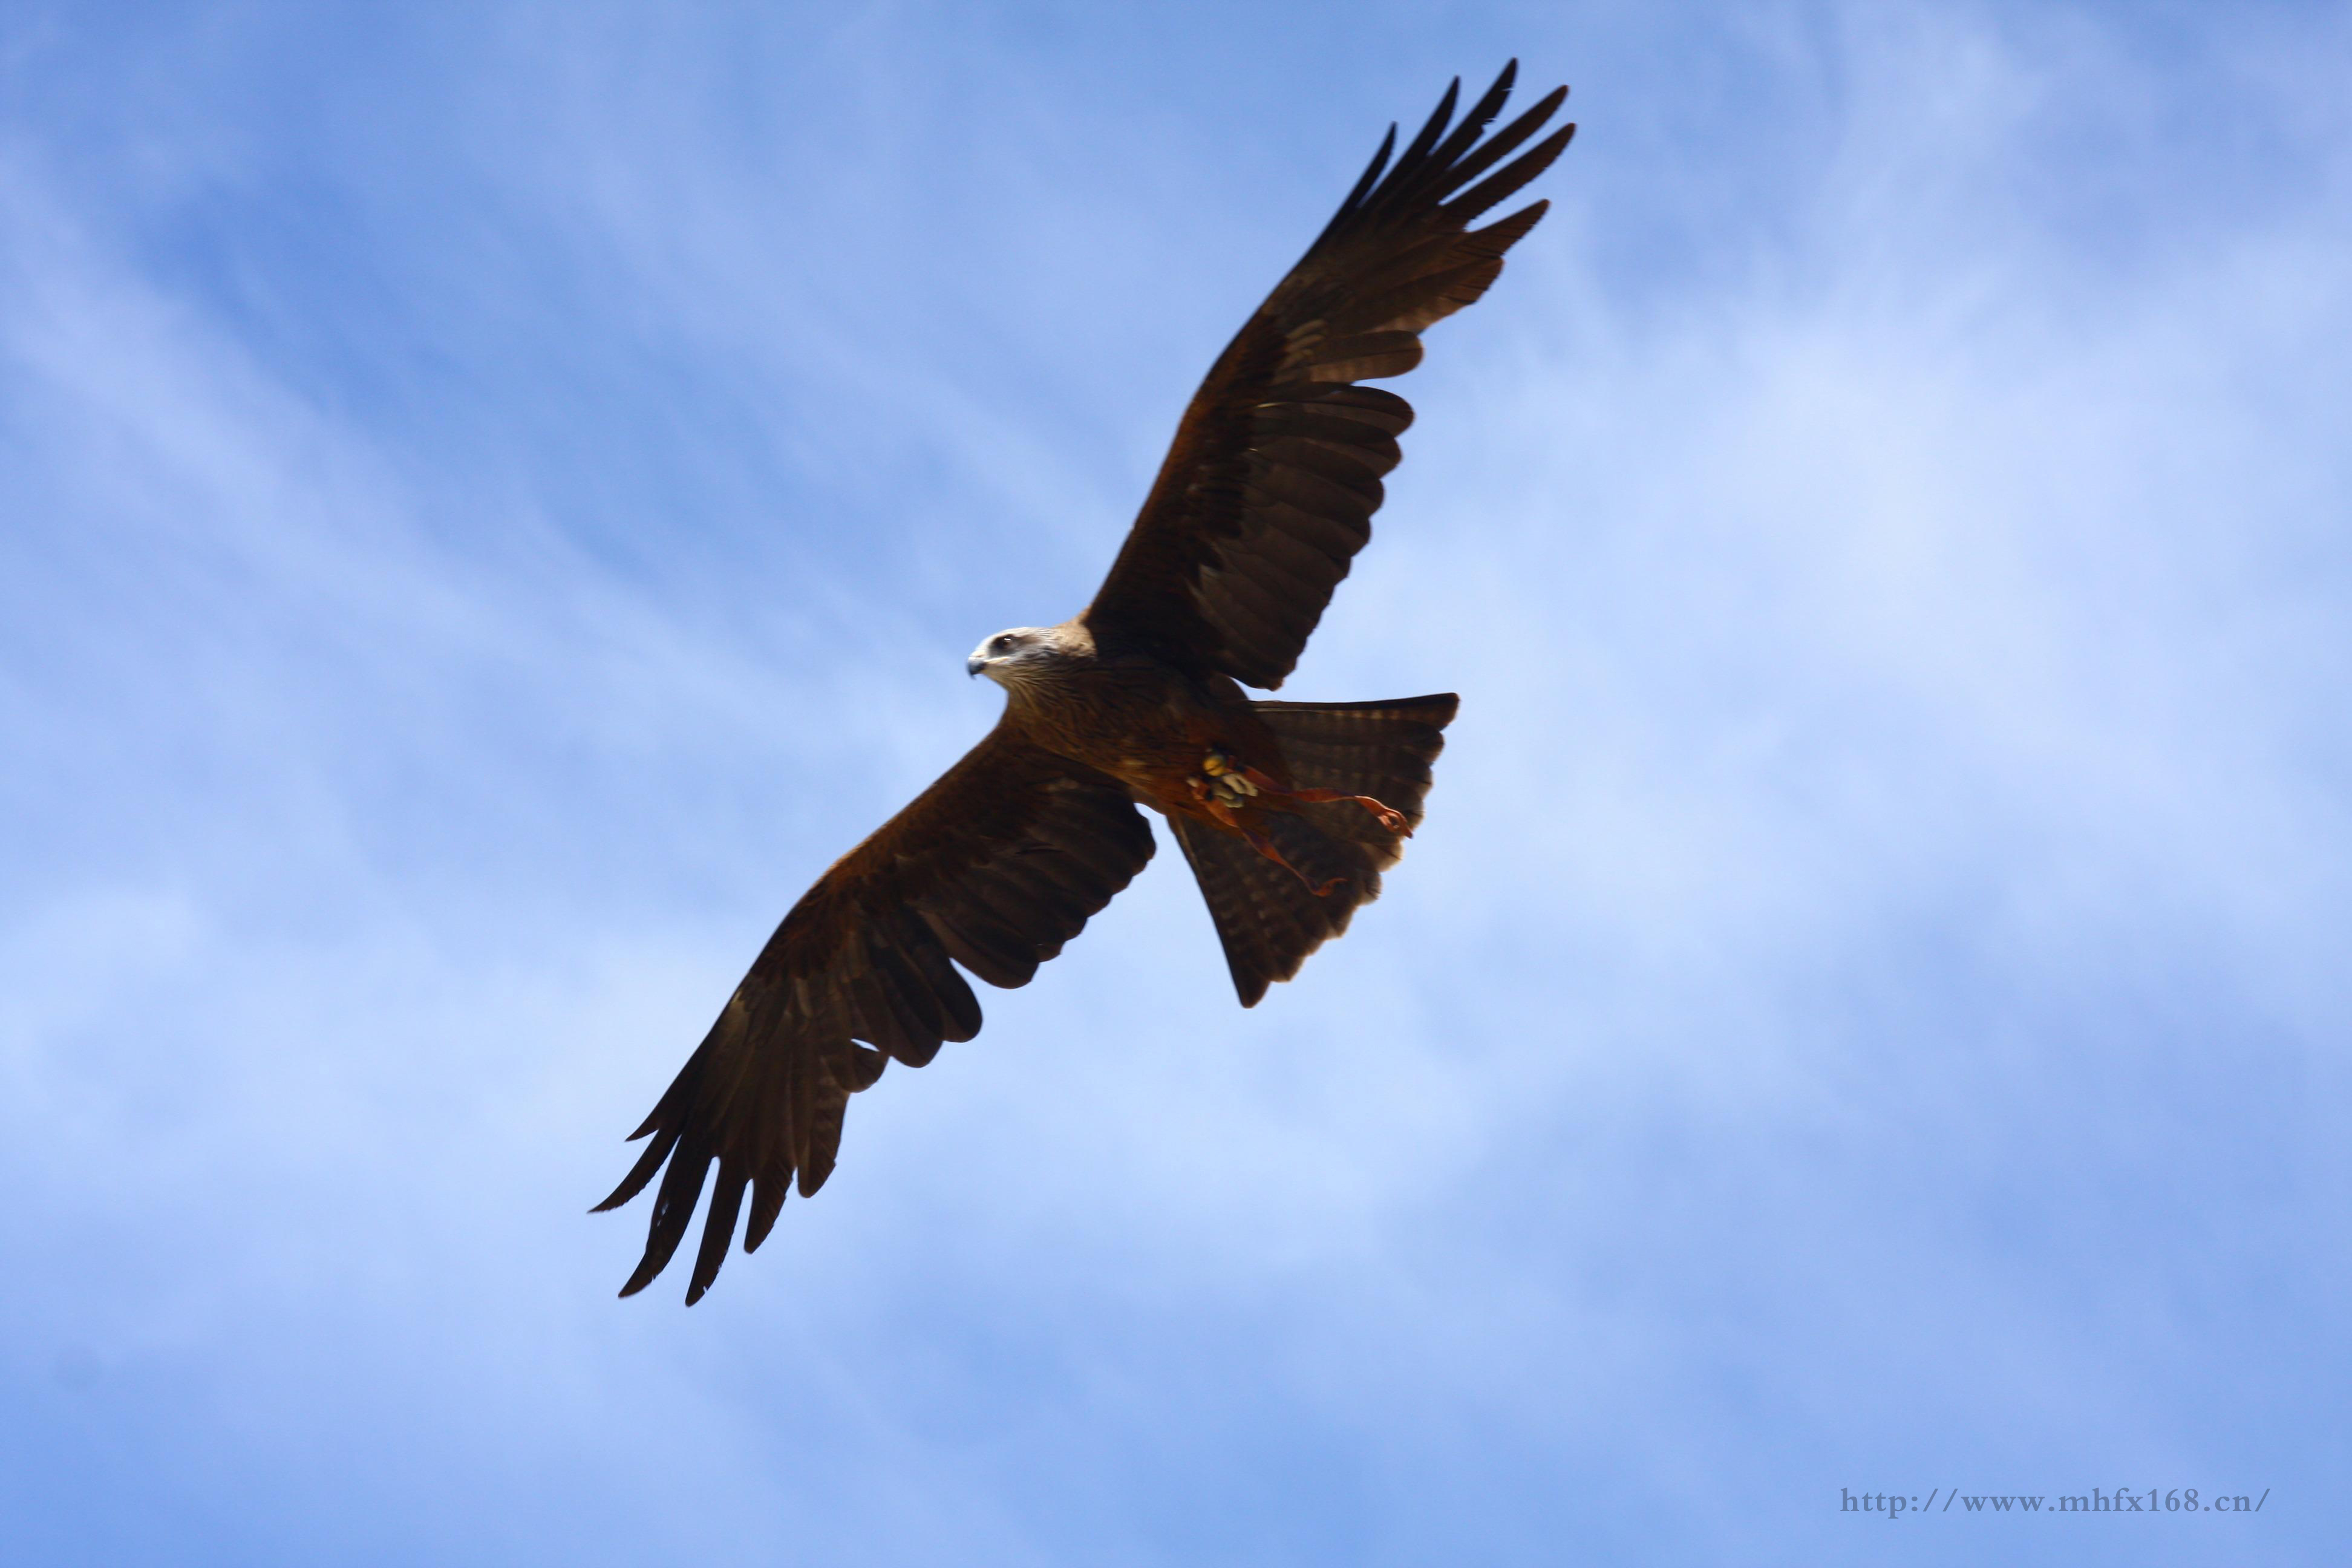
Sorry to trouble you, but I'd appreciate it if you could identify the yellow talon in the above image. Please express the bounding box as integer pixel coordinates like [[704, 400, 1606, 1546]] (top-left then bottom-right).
[[1201, 751, 1229, 776]]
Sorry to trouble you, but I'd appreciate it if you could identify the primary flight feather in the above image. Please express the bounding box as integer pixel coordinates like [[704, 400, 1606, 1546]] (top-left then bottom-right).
[[599, 63, 1574, 1302]]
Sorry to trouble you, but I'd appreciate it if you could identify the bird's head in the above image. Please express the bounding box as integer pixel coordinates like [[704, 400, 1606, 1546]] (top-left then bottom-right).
[[967, 626, 1056, 688], [967, 621, 1096, 690]]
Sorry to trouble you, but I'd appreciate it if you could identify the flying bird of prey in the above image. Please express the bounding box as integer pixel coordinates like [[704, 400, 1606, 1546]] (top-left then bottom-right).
[[599, 64, 1573, 1302]]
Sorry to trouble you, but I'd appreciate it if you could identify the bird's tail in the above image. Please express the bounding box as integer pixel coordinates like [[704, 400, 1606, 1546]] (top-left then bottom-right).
[[1170, 694, 1458, 1006]]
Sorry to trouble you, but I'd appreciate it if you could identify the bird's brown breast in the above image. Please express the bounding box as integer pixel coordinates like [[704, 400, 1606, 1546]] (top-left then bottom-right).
[[1005, 659, 1284, 822]]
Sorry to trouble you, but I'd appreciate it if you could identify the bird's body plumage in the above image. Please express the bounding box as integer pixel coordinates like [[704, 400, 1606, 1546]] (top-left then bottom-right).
[[600, 64, 1574, 1302], [985, 625, 1287, 815]]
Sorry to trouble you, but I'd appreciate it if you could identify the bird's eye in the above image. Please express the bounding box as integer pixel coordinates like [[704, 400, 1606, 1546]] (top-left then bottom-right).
[[992, 635, 1014, 653]]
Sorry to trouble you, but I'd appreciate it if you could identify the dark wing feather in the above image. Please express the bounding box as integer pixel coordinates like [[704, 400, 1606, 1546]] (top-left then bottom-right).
[[1083, 63, 1573, 689], [596, 722, 1154, 1303]]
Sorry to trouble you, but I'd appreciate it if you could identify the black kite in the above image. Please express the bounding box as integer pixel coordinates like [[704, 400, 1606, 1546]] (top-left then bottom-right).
[[599, 64, 1573, 1301]]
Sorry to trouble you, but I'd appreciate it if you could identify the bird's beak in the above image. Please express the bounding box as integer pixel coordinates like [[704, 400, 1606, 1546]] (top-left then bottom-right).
[[966, 655, 985, 678]]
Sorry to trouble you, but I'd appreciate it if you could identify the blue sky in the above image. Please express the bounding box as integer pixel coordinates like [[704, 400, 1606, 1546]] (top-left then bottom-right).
[[4, 2, 2349, 1563]]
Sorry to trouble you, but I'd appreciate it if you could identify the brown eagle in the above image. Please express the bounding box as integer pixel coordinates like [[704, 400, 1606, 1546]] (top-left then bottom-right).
[[599, 64, 1573, 1302]]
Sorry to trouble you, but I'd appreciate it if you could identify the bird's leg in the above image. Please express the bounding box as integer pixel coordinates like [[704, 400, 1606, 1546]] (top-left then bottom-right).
[[1187, 773, 1247, 831], [1196, 747, 1262, 812], [1274, 785, 1412, 836], [1209, 750, 1412, 838], [1191, 754, 1341, 895]]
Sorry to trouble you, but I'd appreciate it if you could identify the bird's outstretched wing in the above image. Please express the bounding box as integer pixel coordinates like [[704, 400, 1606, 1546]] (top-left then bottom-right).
[[597, 724, 1154, 1302], [1082, 63, 1572, 690]]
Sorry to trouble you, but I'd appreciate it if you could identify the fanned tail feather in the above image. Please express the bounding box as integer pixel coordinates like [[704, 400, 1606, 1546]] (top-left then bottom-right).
[[1177, 694, 1457, 1005]]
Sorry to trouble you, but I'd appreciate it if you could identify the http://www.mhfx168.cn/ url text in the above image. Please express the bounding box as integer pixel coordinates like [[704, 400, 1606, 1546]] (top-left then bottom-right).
[[1840, 1486, 2267, 1520]]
